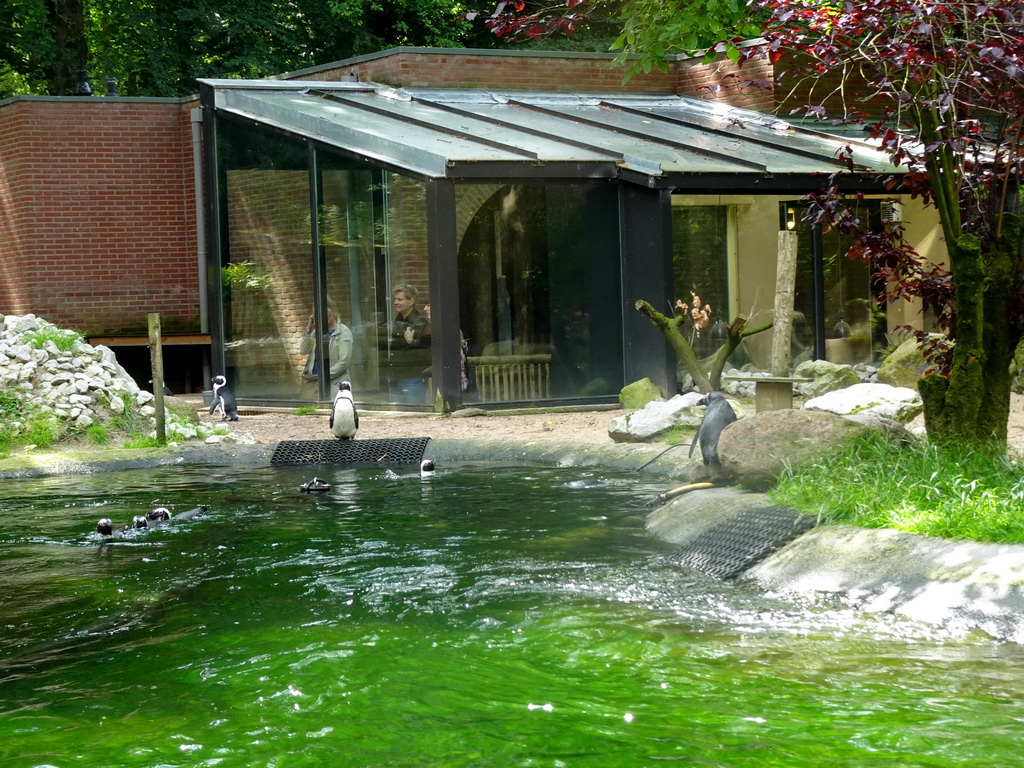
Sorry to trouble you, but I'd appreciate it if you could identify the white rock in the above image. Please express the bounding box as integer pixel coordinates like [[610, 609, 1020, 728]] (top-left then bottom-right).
[[804, 382, 924, 424], [608, 392, 709, 442]]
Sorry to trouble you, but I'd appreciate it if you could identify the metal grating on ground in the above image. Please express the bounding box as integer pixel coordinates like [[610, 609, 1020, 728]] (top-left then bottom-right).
[[669, 505, 817, 580], [271, 437, 430, 466]]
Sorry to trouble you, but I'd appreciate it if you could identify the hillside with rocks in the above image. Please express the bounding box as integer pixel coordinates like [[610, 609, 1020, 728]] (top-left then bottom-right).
[[0, 314, 242, 451]]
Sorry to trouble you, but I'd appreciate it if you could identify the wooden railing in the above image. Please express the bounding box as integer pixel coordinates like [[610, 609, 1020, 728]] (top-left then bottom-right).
[[467, 354, 551, 402]]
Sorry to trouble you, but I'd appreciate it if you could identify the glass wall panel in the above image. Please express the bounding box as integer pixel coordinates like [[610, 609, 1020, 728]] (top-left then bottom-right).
[[317, 154, 430, 405], [455, 183, 623, 403], [217, 119, 311, 400], [671, 205, 731, 359], [787, 201, 886, 365], [216, 117, 430, 404]]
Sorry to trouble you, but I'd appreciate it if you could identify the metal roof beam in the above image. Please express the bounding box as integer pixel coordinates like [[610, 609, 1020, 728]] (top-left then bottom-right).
[[506, 99, 768, 172], [312, 90, 540, 160], [597, 101, 856, 169]]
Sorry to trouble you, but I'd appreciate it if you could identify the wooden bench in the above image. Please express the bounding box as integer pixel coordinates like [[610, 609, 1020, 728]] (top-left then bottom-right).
[[468, 354, 551, 402], [88, 334, 212, 347]]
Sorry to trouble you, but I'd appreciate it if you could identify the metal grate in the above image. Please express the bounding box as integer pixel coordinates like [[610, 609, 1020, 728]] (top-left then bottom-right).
[[669, 505, 817, 580], [271, 437, 430, 466]]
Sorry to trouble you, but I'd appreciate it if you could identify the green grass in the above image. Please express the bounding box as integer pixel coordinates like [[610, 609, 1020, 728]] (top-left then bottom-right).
[[25, 325, 84, 352], [771, 431, 1024, 544], [295, 405, 319, 416]]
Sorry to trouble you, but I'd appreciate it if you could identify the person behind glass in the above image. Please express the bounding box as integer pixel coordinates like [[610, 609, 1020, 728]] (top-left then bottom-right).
[[416, 303, 474, 396], [379, 284, 429, 403], [300, 301, 353, 400]]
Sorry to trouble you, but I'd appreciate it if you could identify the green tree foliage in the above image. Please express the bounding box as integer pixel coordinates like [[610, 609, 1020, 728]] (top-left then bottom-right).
[[467, 0, 763, 74], [1, 0, 488, 98]]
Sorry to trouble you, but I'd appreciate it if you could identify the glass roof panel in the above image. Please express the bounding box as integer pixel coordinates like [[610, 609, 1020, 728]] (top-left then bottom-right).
[[204, 80, 903, 184]]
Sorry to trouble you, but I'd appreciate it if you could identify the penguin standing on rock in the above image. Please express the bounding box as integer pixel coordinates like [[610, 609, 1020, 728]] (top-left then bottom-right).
[[690, 391, 738, 466], [210, 375, 239, 422], [330, 381, 358, 439]]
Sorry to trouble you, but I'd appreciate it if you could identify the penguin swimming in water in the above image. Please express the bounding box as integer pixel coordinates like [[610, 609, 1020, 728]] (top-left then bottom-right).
[[96, 515, 148, 538], [689, 391, 738, 465], [420, 459, 435, 478], [96, 506, 209, 538], [299, 479, 329, 495], [210, 375, 239, 422], [147, 507, 171, 522], [330, 381, 358, 439]]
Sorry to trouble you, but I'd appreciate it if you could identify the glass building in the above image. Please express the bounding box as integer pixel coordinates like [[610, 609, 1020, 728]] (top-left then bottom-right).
[[200, 80, 905, 410]]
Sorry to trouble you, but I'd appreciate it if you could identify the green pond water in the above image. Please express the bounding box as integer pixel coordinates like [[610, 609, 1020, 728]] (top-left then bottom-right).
[[1, 462, 1023, 767]]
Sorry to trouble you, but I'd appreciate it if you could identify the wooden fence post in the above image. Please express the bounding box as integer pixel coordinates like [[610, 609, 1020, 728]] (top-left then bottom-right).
[[148, 313, 166, 444]]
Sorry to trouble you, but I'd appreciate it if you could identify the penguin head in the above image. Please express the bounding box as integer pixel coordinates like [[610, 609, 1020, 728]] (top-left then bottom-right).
[[97, 518, 113, 536], [148, 507, 170, 521], [212, 375, 226, 388], [339, 381, 352, 393], [131, 515, 148, 529], [420, 459, 435, 476]]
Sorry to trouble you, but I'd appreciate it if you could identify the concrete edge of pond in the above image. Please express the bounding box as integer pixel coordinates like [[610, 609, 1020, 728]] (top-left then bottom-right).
[[649, 486, 1024, 644], [6, 439, 1024, 644]]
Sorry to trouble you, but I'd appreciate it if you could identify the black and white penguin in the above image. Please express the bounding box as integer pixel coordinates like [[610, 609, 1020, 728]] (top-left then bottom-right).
[[689, 391, 738, 466], [420, 459, 435, 478], [147, 507, 171, 522], [210, 375, 239, 422], [330, 381, 358, 439], [299, 477, 331, 493], [96, 518, 114, 536]]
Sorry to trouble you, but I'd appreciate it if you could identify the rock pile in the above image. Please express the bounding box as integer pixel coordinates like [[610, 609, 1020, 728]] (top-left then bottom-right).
[[0, 314, 151, 431], [0, 314, 246, 446]]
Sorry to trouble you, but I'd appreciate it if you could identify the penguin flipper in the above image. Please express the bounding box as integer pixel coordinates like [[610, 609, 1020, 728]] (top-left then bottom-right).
[[353, 410, 359, 430]]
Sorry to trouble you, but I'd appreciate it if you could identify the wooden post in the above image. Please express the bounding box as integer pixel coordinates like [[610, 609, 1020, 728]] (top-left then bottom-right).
[[148, 312, 166, 444], [771, 231, 798, 377]]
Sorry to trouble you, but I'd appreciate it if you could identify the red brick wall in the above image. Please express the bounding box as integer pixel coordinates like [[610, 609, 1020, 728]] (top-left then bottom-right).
[[0, 96, 199, 335]]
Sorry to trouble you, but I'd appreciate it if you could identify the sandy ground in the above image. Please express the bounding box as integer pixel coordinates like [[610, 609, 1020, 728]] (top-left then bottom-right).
[[194, 400, 629, 447], [188, 394, 1024, 453]]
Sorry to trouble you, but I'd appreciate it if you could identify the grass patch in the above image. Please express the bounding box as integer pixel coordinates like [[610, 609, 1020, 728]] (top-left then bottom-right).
[[123, 435, 165, 449], [25, 325, 84, 352], [662, 425, 695, 446], [0, 387, 60, 455], [295, 405, 319, 416], [771, 431, 1024, 545]]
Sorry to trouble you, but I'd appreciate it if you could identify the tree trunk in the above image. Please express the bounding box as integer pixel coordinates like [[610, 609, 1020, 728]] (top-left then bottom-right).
[[44, 0, 87, 95], [920, 232, 1015, 446], [635, 300, 772, 393]]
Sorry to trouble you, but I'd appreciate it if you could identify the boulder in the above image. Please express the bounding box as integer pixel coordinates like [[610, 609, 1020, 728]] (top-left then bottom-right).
[[877, 335, 940, 390], [619, 377, 664, 410], [608, 392, 705, 443], [793, 359, 860, 397], [714, 409, 873, 491], [804, 382, 923, 424]]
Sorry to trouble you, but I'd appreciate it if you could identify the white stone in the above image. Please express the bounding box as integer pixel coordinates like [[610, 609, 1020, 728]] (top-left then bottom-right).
[[75, 413, 94, 429], [803, 382, 924, 424], [608, 392, 709, 442]]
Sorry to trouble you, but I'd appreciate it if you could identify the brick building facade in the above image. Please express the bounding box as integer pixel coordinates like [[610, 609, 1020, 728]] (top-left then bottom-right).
[[0, 45, 854, 394]]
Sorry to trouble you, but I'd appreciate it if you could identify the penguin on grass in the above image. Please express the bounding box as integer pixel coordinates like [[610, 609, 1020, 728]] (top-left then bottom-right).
[[210, 375, 239, 422], [330, 381, 358, 439]]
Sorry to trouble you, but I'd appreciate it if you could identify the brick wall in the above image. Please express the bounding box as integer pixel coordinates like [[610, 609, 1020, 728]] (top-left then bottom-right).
[[0, 97, 199, 335]]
